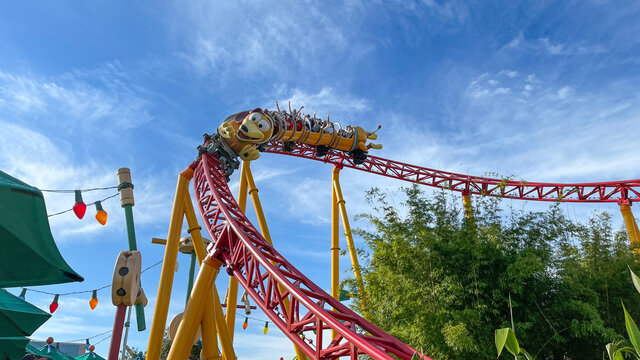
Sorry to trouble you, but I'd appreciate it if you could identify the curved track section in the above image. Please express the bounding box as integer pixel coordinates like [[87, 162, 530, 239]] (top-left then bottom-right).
[[263, 142, 640, 203], [193, 153, 430, 360]]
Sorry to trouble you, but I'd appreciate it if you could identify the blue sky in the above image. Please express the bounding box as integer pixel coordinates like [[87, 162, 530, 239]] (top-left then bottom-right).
[[1, 1, 639, 358]]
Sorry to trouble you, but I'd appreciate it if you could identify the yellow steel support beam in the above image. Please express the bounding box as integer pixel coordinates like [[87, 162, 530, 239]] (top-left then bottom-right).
[[184, 193, 235, 359], [183, 191, 222, 360], [146, 168, 190, 360], [620, 202, 640, 251], [332, 168, 368, 317], [225, 162, 249, 341], [462, 191, 474, 219], [244, 164, 308, 360], [331, 167, 340, 340], [168, 256, 224, 359]]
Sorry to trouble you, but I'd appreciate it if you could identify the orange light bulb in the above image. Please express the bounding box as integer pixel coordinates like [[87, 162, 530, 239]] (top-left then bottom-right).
[[243, 317, 248, 330], [89, 290, 98, 310], [94, 201, 107, 225]]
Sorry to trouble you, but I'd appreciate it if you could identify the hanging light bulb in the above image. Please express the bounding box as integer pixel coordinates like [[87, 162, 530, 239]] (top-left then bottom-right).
[[19, 288, 26, 300], [263, 321, 268, 335], [94, 201, 107, 225], [89, 290, 98, 310], [73, 190, 87, 219], [85, 339, 90, 351], [242, 317, 248, 330], [49, 294, 59, 313]]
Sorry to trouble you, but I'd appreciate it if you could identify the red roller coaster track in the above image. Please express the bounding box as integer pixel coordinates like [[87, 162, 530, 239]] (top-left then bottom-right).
[[263, 141, 640, 204], [192, 141, 640, 359], [194, 153, 428, 359]]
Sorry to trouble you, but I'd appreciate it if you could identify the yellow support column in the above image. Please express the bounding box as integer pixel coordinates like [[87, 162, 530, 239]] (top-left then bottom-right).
[[146, 168, 190, 360], [462, 191, 474, 219], [244, 165, 308, 360], [620, 202, 640, 251], [183, 192, 236, 360], [332, 169, 368, 317], [226, 162, 249, 341], [168, 256, 223, 359], [331, 167, 341, 340], [183, 191, 222, 360]]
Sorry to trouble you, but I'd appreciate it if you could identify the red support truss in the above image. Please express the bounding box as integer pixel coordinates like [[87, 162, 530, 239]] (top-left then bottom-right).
[[193, 153, 430, 360], [263, 142, 640, 203]]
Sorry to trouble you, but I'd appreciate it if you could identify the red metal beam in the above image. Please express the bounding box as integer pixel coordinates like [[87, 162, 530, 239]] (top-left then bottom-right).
[[262, 142, 640, 203], [193, 153, 430, 360]]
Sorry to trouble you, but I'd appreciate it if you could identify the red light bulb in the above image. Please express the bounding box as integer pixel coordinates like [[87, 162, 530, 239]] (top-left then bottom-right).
[[73, 190, 86, 219], [46, 337, 54, 345], [49, 294, 59, 313], [89, 345, 95, 352]]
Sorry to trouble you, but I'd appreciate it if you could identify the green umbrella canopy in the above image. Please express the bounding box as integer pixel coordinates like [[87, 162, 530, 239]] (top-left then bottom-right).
[[75, 351, 106, 360], [0, 289, 50, 337], [38, 345, 76, 360], [25, 343, 51, 358], [0, 171, 83, 287], [0, 336, 29, 360]]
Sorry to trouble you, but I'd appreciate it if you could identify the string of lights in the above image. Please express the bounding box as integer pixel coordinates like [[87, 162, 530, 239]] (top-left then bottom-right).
[[19, 259, 164, 313], [40, 186, 119, 193], [59, 329, 112, 344], [47, 193, 118, 218]]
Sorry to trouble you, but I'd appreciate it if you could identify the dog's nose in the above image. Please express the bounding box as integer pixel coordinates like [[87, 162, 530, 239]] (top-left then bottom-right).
[[241, 125, 249, 132]]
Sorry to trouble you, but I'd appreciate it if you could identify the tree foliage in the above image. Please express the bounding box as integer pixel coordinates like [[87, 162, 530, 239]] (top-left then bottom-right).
[[347, 185, 639, 359]]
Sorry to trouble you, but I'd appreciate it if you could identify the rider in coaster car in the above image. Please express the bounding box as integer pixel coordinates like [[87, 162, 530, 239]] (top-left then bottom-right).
[[218, 108, 274, 161]]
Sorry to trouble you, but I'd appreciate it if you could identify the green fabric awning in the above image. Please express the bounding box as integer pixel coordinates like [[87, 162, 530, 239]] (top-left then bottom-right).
[[26, 342, 51, 357], [0, 336, 29, 360], [0, 171, 83, 287], [0, 289, 50, 337], [75, 351, 106, 360], [38, 345, 76, 360]]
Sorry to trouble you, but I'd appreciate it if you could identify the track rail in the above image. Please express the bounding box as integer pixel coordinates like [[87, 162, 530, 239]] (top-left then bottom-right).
[[193, 153, 429, 360], [262, 142, 640, 203]]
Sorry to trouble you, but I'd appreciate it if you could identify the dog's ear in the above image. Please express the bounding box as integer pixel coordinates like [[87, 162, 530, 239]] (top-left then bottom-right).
[[251, 108, 263, 113], [234, 111, 251, 122]]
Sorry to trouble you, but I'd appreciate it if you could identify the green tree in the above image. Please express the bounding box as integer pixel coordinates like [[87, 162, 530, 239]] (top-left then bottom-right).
[[348, 185, 639, 359]]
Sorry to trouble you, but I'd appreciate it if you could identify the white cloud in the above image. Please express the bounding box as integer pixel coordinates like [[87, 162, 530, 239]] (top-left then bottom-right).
[[502, 32, 607, 56], [173, 1, 362, 80], [0, 67, 152, 134], [273, 87, 369, 120]]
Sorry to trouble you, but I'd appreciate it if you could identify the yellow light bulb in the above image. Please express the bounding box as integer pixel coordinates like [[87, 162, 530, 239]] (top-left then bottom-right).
[[263, 322, 268, 335]]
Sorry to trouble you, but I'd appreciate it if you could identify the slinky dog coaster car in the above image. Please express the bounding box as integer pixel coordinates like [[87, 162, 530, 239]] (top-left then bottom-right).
[[200, 106, 381, 180], [111, 250, 142, 306]]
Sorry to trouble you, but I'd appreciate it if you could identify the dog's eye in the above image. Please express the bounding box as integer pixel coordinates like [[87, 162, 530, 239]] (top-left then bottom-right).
[[250, 113, 261, 122], [257, 119, 270, 131]]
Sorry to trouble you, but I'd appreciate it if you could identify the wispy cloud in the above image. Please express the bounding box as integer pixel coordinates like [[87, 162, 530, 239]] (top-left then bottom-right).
[[0, 66, 152, 135], [173, 1, 363, 81], [502, 32, 607, 56]]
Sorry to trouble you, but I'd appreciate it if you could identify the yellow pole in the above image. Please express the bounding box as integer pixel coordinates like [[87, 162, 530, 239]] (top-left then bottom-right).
[[183, 193, 236, 360], [244, 165, 308, 360], [226, 162, 249, 341], [183, 191, 222, 360], [462, 191, 473, 219], [168, 256, 223, 359], [620, 202, 640, 251], [332, 170, 368, 317], [331, 167, 341, 340], [146, 168, 190, 360]]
